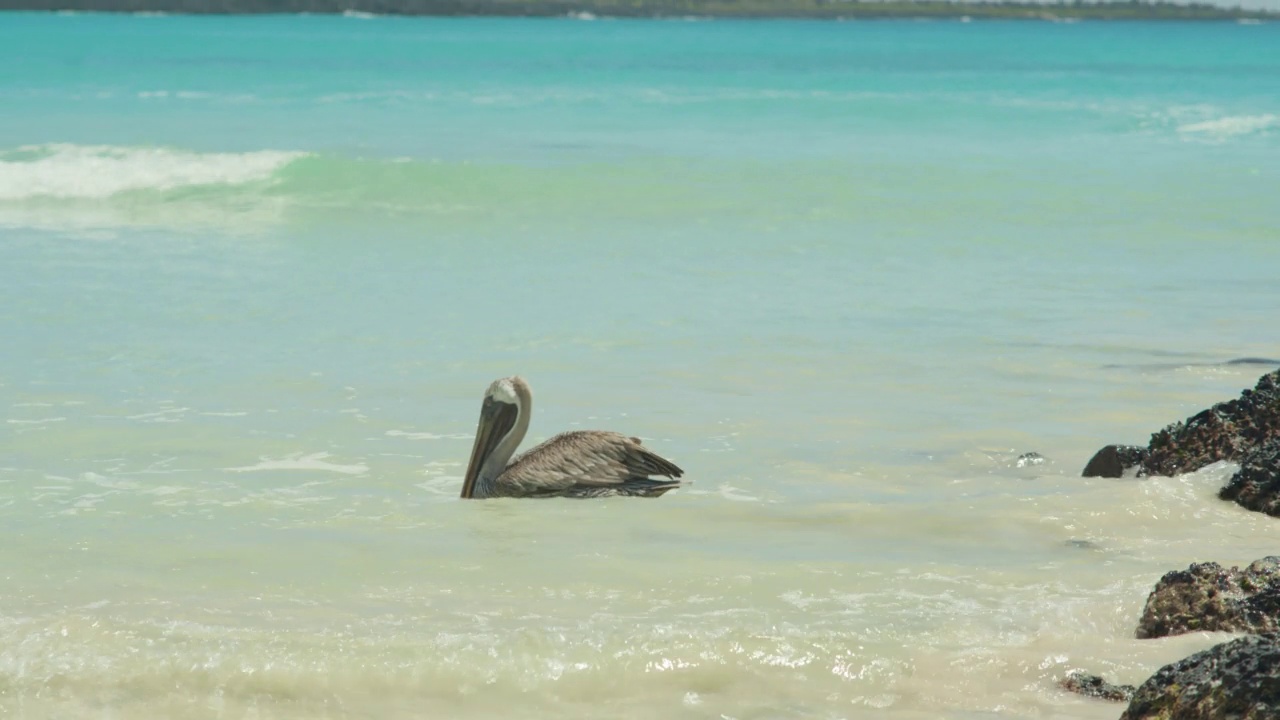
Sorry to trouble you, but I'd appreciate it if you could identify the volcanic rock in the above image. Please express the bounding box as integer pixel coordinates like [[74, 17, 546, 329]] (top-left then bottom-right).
[[1219, 438, 1280, 517], [1120, 633, 1280, 720], [1081, 444, 1149, 478], [1136, 557, 1280, 639], [1058, 671, 1135, 702], [1142, 369, 1280, 477], [1082, 369, 1280, 478]]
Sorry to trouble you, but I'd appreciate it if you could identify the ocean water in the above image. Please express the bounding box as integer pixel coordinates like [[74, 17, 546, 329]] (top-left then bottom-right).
[[2, 11, 1279, 719]]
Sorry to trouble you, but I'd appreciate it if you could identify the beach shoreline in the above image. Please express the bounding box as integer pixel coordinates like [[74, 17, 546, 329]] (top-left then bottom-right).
[[4, 11, 1279, 718]]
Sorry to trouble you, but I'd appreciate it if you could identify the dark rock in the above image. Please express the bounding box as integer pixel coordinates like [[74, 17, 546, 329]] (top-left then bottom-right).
[[1142, 369, 1280, 477], [1228, 357, 1280, 366], [1082, 444, 1149, 478], [1219, 438, 1280, 518], [1016, 452, 1045, 467], [1086, 369, 1280, 478], [1120, 633, 1280, 720], [1059, 671, 1136, 702], [1135, 557, 1280, 639]]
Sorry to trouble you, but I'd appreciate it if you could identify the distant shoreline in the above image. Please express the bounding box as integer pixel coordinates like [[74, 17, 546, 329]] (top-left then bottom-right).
[[1, 0, 1276, 21]]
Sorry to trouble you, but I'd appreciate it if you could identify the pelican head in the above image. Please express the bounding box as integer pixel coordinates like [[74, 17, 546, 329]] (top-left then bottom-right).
[[460, 376, 532, 499]]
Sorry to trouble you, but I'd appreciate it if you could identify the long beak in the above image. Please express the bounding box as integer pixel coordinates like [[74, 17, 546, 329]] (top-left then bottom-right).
[[460, 397, 517, 499]]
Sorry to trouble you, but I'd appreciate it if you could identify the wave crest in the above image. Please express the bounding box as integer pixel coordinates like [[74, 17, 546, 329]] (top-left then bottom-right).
[[0, 144, 308, 201], [1177, 113, 1280, 140]]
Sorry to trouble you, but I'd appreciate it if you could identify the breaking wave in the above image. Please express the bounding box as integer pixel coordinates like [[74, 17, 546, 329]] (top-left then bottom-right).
[[0, 144, 308, 201], [0, 142, 702, 233], [1177, 113, 1280, 140], [0, 143, 474, 233]]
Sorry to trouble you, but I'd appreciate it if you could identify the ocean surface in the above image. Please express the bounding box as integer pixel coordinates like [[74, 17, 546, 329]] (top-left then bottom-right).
[[2, 11, 1279, 719]]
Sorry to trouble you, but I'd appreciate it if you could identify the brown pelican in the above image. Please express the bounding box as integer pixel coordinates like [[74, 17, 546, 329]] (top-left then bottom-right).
[[459, 376, 685, 499]]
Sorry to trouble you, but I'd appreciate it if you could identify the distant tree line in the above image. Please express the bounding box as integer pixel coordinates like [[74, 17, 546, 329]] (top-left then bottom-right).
[[0, 0, 1273, 19]]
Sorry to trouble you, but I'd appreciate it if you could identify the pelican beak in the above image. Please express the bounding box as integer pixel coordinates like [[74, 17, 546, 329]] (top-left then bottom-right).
[[460, 396, 517, 499]]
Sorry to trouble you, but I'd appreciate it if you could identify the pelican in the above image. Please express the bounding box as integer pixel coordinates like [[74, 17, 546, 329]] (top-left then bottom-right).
[[459, 376, 685, 499]]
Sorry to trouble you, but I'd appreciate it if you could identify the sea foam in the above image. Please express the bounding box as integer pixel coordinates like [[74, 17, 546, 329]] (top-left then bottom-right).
[[1177, 114, 1279, 140], [226, 452, 369, 476], [0, 144, 306, 201]]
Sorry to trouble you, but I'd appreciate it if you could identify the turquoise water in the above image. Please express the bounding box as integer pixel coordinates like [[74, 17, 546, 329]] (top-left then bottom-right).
[[1, 12, 1279, 719]]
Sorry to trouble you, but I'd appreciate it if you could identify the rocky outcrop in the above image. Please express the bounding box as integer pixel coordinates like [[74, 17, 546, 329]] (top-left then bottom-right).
[[1058, 671, 1135, 702], [1081, 444, 1148, 478], [1082, 368, 1280, 481], [1219, 438, 1280, 517], [1142, 369, 1280, 477], [1136, 557, 1280, 639], [1120, 633, 1280, 720]]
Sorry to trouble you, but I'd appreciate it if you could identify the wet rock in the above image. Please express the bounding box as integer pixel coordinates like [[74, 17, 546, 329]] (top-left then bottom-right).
[[1219, 438, 1280, 518], [1082, 444, 1149, 478], [1120, 633, 1280, 720], [1142, 369, 1280, 477], [1059, 671, 1136, 702], [1135, 557, 1280, 639], [1016, 452, 1045, 467]]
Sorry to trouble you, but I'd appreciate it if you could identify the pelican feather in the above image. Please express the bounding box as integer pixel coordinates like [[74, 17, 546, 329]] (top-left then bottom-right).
[[459, 377, 685, 499]]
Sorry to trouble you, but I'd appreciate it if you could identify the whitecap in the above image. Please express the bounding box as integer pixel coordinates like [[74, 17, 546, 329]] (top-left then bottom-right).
[[685, 482, 761, 502], [415, 476, 462, 495], [386, 430, 470, 440], [0, 143, 308, 201], [126, 407, 189, 423], [226, 452, 368, 475], [80, 472, 142, 491], [1177, 113, 1279, 140]]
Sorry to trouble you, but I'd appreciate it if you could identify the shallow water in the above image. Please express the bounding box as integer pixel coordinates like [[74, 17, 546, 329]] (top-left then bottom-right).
[[1, 13, 1279, 719]]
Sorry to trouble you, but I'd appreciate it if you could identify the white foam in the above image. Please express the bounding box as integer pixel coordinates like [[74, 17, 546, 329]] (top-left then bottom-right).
[[0, 198, 291, 237], [126, 407, 189, 423], [685, 482, 758, 502], [342, 10, 379, 19], [386, 430, 470, 440], [226, 452, 368, 475], [79, 472, 143, 491], [0, 144, 307, 200], [1177, 113, 1279, 139]]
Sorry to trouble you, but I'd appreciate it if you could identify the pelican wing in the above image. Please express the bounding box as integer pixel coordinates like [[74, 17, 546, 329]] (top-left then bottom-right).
[[496, 431, 684, 497]]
